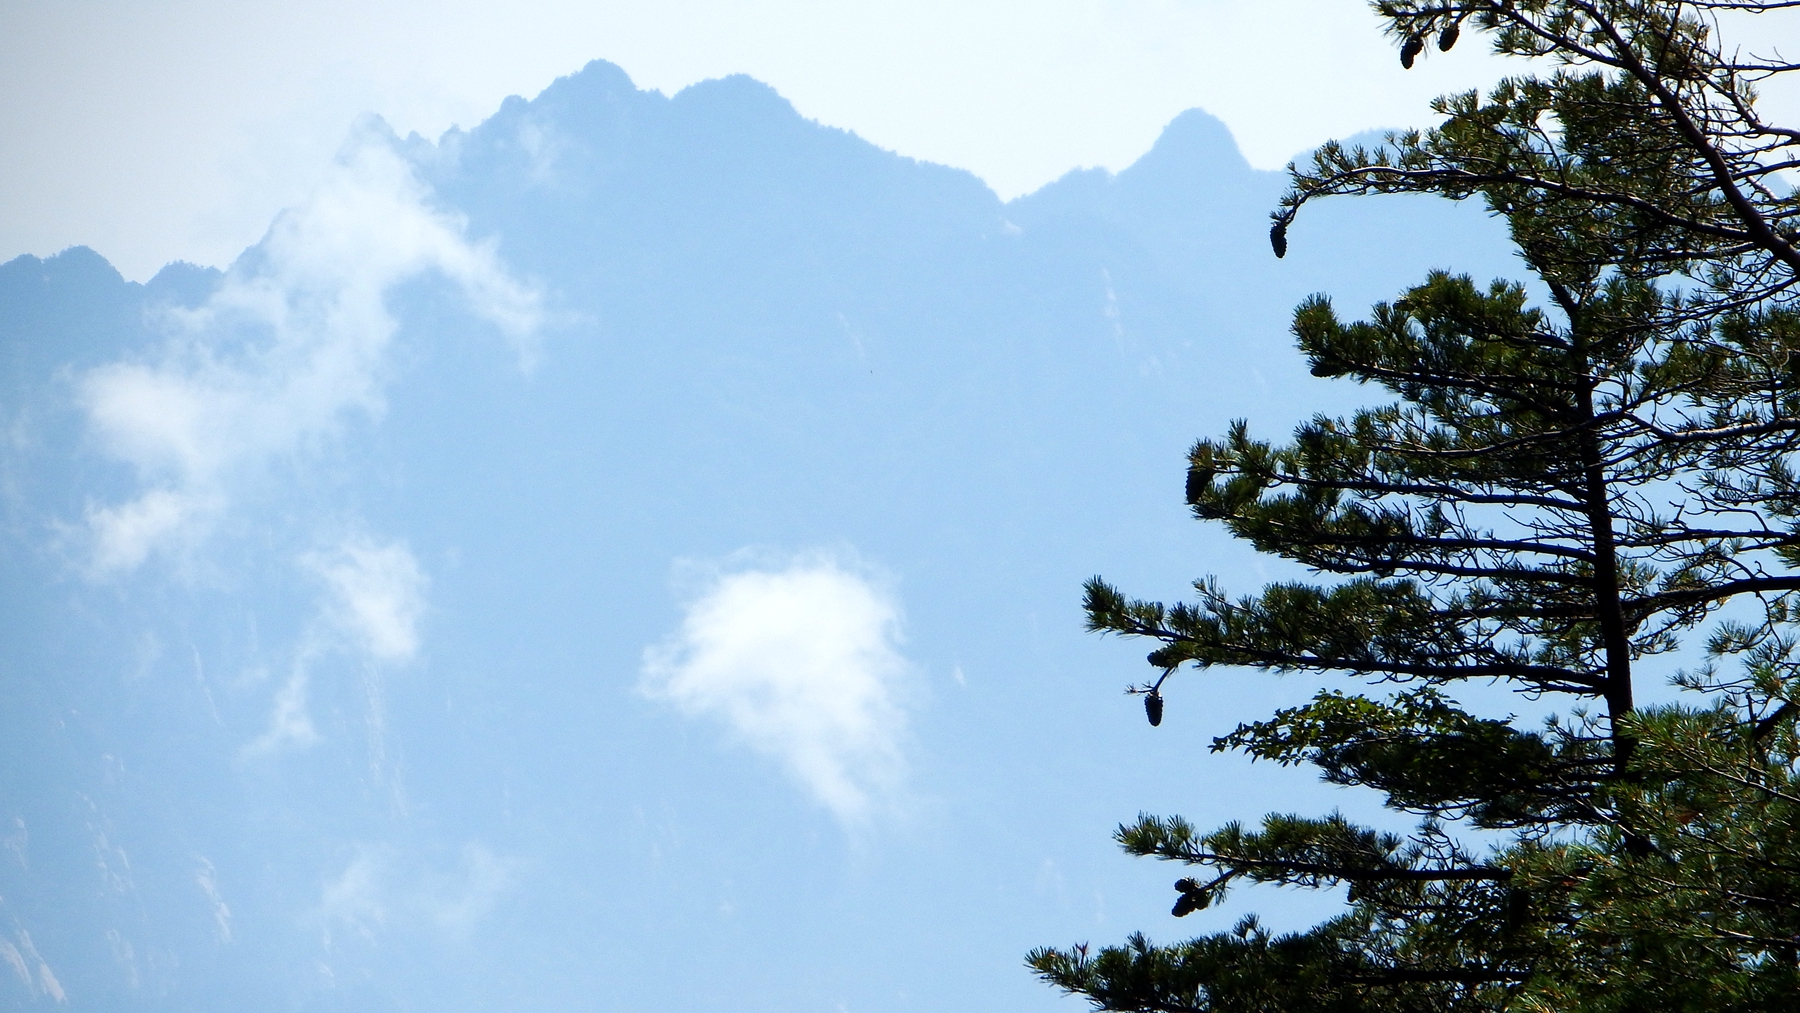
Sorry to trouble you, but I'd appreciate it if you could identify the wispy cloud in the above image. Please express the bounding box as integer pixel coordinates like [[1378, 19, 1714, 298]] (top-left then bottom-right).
[[0, 930, 66, 1004], [642, 550, 913, 824], [242, 536, 426, 761], [77, 123, 541, 575], [195, 857, 234, 943], [304, 537, 428, 664], [320, 848, 387, 945], [317, 842, 513, 946], [0, 939, 27, 989], [242, 664, 319, 758]]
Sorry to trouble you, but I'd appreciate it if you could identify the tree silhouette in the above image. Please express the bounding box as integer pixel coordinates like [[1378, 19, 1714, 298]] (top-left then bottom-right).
[[1033, 4, 1800, 1009]]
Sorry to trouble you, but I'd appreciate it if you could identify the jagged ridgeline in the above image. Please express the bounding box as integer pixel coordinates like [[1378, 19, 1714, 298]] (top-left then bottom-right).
[[1035, 2, 1800, 1009]]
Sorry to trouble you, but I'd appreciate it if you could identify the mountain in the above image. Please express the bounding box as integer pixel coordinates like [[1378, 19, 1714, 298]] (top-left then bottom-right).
[[0, 60, 1517, 1011]]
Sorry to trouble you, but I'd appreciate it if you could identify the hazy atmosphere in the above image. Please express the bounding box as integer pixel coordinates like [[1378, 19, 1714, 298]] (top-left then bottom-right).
[[9, 2, 1796, 1011], [2, 0, 1534, 280]]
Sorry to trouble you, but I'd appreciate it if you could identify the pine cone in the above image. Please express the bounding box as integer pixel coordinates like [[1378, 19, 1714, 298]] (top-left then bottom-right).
[[1145, 692, 1164, 726], [1401, 34, 1425, 69], [1185, 467, 1207, 504], [1438, 23, 1460, 52], [1171, 883, 1207, 917], [1269, 221, 1288, 259]]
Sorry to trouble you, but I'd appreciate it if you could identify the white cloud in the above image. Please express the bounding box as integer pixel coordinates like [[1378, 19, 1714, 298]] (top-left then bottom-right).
[[304, 537, 428, 664], [317, 842, 512, 945], [84, 486, 220, 574], [642, 551, 913, 823], [243, 665, 320, 757], [76, 125, 541, 576]]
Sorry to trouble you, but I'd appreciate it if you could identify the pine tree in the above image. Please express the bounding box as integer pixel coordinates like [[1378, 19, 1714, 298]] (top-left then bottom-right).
[[1031, 4, 1800, 1009]]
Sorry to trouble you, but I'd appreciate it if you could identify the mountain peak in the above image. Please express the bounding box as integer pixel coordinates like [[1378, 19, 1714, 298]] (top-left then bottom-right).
[[1116, 108, 1256, 189], [533, 58, 652, 110]]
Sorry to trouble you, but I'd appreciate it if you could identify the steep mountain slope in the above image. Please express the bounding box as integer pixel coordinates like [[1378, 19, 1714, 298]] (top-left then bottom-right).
[[0, 61, 1516, 1011]]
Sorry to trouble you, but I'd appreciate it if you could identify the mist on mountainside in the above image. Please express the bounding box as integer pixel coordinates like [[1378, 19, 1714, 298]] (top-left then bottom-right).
[[0, 60, 1516, 1011]]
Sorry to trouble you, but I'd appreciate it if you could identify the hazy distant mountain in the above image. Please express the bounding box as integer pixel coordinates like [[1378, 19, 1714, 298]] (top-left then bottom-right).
[[0, 60, 1518, 1011]]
